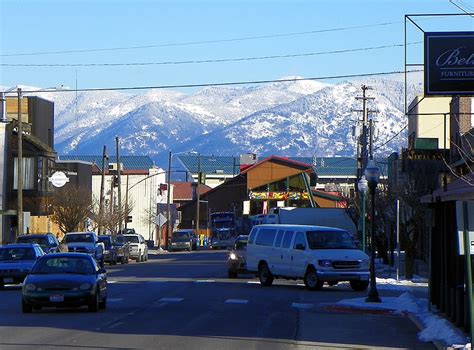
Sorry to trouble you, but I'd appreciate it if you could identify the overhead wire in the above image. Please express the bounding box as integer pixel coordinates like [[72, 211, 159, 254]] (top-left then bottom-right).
[[0, 21, 402, 57]]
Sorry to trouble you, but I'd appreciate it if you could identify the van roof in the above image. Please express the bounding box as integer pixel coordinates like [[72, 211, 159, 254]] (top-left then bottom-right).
[[253, 224, 347, 232]]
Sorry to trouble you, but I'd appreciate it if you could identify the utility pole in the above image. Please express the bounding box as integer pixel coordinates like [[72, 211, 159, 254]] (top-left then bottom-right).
[[116, 136, 122, 233], [16, 88, 23, 239], [369, 119, 375, 160], [98, 145, 107, 235], [353, 85, 375, 178], [165, 151, 172, 250], [196, 154, 201, 235], [124, 174, 129, 230]]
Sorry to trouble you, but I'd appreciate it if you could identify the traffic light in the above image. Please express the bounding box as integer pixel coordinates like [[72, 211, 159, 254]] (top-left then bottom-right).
[[112, 175, 119, 187]]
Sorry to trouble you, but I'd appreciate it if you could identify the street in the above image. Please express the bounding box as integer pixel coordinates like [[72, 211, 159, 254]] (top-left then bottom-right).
[[0, 250, 435, 350]]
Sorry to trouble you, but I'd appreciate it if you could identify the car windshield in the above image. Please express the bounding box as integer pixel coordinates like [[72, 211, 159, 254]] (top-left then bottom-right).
[[234, 240, 248, 250], [114, 236, 125, 245], [98, 237, 112, 249], [0, 247, 36, 261], [31, 256, 94, 275], [173, 232, 190, 239], [64, 234, 94, 243], [306, 230, 358, 250], [17, 236, 49, 249], [124, 236, 139, 244]]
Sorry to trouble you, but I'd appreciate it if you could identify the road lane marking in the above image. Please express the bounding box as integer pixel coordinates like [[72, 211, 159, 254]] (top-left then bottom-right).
[[247, 281, 260, 284], [107, 298, 123, 302], [108, 321, 124, 329], [159, 297, 184, 302], [195, 279, 215, 283], [292, 302, 315, 309], [225, 299, 248, 304]]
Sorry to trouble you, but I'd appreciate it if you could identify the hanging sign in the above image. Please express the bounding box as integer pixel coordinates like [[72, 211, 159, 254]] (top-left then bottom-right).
[[49, 171, 69, 188]]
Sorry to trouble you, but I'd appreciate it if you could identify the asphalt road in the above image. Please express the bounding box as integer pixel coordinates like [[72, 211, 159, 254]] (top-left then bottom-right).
[[0, 250, 435, 350]]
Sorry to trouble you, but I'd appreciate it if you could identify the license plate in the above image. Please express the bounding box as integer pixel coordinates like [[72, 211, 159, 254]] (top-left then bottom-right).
[[3, 278, 13, 283], [50, 294, 64, 302]]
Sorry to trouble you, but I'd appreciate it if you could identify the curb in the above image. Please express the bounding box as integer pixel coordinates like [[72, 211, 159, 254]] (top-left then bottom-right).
[[404, 311, 446, 350]]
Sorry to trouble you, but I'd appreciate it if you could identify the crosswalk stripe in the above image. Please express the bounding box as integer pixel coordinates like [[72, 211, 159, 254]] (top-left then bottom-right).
[[225, 299, 248, 304]]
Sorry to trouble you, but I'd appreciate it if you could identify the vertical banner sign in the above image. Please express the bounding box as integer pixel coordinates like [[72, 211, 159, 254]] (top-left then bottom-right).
[[425, 32, 474, 96]]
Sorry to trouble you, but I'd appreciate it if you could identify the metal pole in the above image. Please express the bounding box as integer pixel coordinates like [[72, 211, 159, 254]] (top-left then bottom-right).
[[124, 174, 129, 230], [17, 88, 23, 238], [396, 198, 400, 282], [98, 145, 107, 235], [0, 92, 7, 122], [362, 192, 366, 253], [366, 184, 381, 303], [462, 201, 474, 344], [116, 136, 122, 232], [165, 151, 172, 250], [196, 154, 201, 234]]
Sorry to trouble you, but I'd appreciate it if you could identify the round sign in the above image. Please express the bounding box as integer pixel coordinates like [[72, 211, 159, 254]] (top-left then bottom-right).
[[49, 171, 69, 188]]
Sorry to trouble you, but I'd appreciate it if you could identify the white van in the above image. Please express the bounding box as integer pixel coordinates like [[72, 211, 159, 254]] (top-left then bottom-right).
[[246, 224, 370, 291]]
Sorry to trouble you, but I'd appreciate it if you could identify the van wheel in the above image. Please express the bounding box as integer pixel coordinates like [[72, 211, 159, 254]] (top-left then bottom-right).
[[304, 268, 323, 291], [350, 280, 369, 292], [258, 263, 274, 286]]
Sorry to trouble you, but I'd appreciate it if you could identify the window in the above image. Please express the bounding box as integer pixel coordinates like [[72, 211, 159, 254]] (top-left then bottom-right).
[[248, 228, 257, 244], [13, 157, 35, 190], [293, 232, 306, 250], [281, 230, 294, 249], [306, 230, 357, 250], [274, 230, 284, 248], [255, 228, 277, 246]]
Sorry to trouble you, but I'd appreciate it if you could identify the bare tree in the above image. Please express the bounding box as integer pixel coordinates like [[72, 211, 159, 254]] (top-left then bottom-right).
[[92, 200, 133, 235], [50, 186, 93, 234]]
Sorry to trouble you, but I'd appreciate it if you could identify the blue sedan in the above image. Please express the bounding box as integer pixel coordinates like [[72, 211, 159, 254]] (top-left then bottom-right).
[[21, 253, 107, 313]]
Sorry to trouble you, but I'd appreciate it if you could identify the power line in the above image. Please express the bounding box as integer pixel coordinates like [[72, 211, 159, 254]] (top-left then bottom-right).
[[1, 21, 401, 57], [22, 69, 423, 94], [1, 42, 421, 68]]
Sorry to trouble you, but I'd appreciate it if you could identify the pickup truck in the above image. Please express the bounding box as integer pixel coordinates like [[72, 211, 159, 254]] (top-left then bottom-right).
[[62, 232, 105, 267]]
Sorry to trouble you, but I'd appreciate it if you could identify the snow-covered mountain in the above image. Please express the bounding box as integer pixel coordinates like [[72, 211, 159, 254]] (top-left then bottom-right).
[[22, 76, 420, 165]]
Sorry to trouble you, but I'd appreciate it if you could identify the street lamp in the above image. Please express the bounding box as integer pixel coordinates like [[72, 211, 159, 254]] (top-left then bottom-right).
[[358, 175, 368, 253], [365, 162, 381, 303]]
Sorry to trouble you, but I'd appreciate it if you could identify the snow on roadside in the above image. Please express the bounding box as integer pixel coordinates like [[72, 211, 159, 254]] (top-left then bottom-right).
[[337, 291, 469, 348]]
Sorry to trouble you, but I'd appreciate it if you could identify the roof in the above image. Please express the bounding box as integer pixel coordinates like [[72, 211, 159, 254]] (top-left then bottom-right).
[[241, 155, 314, 174], [172, 182, 212, 201], [178, 155, 240, 175], [58, 155, 154, 171], [421, 173, 474, 203]]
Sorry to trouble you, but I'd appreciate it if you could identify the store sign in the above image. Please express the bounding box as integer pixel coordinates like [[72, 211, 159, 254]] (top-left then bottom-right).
[[248, 191, 310, 201], [49, 171, 69, 188], [425, 32, 474, 96]]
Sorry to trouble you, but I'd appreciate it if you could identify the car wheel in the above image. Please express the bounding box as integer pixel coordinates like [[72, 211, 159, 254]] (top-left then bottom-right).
[[145, 254, 148, 261], [22, 299, 33, 313], [228, 271, 238, 278], [258, 262, 274, 286], [350, 280, 369, 292], [88, 293, 99, 312], [136, 253, 141, 263], [304, 268, 324, 291], [99, 296, 107, 310]]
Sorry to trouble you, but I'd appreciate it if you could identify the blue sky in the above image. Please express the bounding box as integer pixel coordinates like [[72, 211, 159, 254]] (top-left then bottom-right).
[[0, 0, 471, 92]]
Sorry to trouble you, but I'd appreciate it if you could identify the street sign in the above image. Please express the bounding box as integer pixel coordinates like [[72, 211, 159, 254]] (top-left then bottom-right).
[[49, 171, 69, 188]]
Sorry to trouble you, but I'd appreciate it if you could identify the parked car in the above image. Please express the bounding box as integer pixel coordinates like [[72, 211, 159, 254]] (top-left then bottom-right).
[[246, 224, 370, 291], [0, 244, 44, 289], [16, 233, 60, 254], [169, 229, 197, 252], [123, 234, 148, 262], [21, 253, 107, 313], [62, 232, 105, 267], [227, 235, 250, 278], [98, 236, 118, 265], [112, 235, 130, 264]]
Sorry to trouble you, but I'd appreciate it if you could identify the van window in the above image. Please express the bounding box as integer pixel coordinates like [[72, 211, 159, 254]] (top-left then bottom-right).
[[281, 230, 294, 249], [293, 232, 306, 250], [255, 228, 277, 246], [274, 230, 284, 248], [306, 230, 357, 250], [248, 228, 257, 244]]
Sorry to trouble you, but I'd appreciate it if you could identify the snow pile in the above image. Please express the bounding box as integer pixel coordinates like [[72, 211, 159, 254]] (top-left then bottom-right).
[[337, 291, 469, 348]]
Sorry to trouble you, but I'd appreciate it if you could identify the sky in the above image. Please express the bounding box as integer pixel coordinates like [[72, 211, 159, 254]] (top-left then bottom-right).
[[1, 0, 473, 93]]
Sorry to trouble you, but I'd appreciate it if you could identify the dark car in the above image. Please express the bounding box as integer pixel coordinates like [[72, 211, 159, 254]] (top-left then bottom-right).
[[112, 235, 130, 264], [21, 253, 107, 313], [17, 233, 60, 254], [169, 230, 197, 252], [227, 235, 249, 278], [98, 236, 118, 265], [0, 244, 44, 289]]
